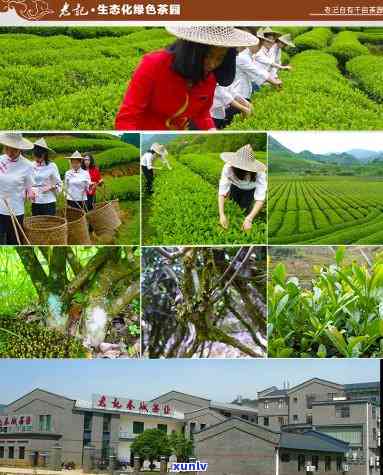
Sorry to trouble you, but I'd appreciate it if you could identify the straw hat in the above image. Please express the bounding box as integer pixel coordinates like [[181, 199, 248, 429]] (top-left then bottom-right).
[[150, 142, 166, 157], [0, 133, 34, 150], [278, 33, 295, 48], [165, 26, 259, 47], [66, 150, 83, 160], [257, 27, 280, 42], [221, 145, 266, 173], [33, 137, 55, 153]]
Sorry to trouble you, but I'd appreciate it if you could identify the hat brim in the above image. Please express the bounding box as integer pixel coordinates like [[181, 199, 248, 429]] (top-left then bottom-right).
[[34, 144, 56, 153], [221, 152, 266, 173], [0, 137, 34, 150], [166, 26, 259, 47], [66, 156, 82, 160], [279, 39, 295, 47], [257, 33, 274, 43]]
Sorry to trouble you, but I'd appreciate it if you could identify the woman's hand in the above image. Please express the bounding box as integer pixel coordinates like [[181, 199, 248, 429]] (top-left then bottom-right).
[[219, 214, 229, 229], [242, 216, 253, 231]]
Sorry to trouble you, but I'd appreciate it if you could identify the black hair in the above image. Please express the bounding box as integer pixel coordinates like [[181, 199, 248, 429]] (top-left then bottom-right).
[[81, 154, 96, 170], [232, 166, 257, 182], [33, 145, 50, 164], [168, 40, 236, 86], [148, 149, 157, 155]]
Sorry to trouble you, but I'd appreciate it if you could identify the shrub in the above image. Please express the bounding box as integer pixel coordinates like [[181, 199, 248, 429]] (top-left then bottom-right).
[[145, 158, 266, 245], [95, 146, 139, 167], [294, 28, 333, 51], [230, 50, 383, 130], [346, 55, 383, 102], [103, 175, 140, 201], [327, 31, 369, 64]]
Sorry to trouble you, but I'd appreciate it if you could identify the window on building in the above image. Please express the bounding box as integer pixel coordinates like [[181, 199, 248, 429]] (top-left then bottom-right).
[[19, 447, 25, 460], [222, 412, 231, 418], [298, 454, 305, 472], [335, 406, 350, 418], [190, 423, 196, 433], [325, 456, 331, 471], [293, 397, 298, 404], [278, 399, 285, 408], [263, 417, 269, 427], [281, 453, 290, 463], [264, 401, 269, 409], [133, 421, 144, 434], [306, 394, 316, 409], [39, 415, 52, 432], [102, 414, 111, 433], [328, 393, 335, 400], [84, 413, 93, 431], [8, 447, 14, 459], [372, 406, 376, 419], [336, 456, 342, 472], [306, 415, 313, 425], [293, 415, 298, 422], [157, 424, 167, 433], [373, 428, 376, 440], [278, 417, 285, 426], [312, 455, 319, 470], [241, 415, 249, 421], [0, 447, 4, 458], [200, 424, 206, 430]]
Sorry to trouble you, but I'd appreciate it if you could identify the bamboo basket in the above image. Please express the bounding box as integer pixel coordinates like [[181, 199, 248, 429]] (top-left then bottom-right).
[[86, 201, 121, 235], [111, 199, 121, 216], [24, 216, 68, 245], [60, 206, 91, 245]]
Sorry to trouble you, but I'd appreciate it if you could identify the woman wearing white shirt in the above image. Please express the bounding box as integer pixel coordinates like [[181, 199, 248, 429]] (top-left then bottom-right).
[[218, 144, 267, 231], [211, 84, 253, 129], [31, 138, 62, 216], [0, 133, 34, 245], [269, 33, 295, 79], [64, 151, 91, 210], [141, 142, 171, 195]]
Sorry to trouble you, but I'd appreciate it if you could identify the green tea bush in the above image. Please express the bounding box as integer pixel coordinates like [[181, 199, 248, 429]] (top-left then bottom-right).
[[268, 248, 383, 358], [230, 50, 383, 130], [294, 28, 333, 51], [42, 137, 125, 153], [346, 55, 383, 102], [358, 29, 383, 44], [0, 26, 144, 38], [327, 31, 369, 64], [95, 146, 139, 167], [177, 153, 222, 185], [146, 158, 266, 245], [103, 175, 140, 201]]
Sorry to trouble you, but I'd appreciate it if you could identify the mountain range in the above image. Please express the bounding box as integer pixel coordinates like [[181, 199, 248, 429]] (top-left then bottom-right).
[[269, 137, 383, 173]]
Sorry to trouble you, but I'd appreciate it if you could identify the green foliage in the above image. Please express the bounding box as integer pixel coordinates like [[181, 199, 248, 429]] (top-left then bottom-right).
[[0, 317, 88, 358], [275, 27, 310, 38], [294, 28, 333, 51], [347, 55, 383, 102], [145, 157, 266, 245], [327, 31, 369, 64], [0, 26, 145, 38], [230, 50, 383, 130], [358, 29, 383, 44], [103, 175, 140, 201], [168, 432, 193, 462], [131, 429, 171, 461], [268, 252, 383, 358], [95, 145, 139, 166]]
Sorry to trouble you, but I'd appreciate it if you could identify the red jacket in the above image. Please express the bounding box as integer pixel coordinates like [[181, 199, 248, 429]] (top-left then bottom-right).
[[87, 166, 102, 196], [115, 50, 216, 131]]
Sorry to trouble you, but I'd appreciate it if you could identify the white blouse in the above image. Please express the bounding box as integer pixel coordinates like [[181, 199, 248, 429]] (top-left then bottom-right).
[[141, 152, 154, 169], [0, 154, 34, 216], [218, 163, 267, 201], [253, 46, 276, 79], [232, 48, 269, 99], [32, 161, 63, 204], [211, 85, 236, 120], [64, 169, 91, 202]]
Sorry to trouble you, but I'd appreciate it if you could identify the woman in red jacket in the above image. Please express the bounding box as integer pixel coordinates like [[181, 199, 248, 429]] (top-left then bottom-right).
[[82, 154, 103, 210], [115, 26, 259, 131]]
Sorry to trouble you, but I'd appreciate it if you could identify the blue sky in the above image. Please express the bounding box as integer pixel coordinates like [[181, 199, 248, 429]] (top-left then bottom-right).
[[0, 359, 379, 405]]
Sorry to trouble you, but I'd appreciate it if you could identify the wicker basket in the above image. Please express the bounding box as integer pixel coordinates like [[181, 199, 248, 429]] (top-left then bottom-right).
[[24, 216, 68, 245], [86, 201, 121, 235], [111, 199, 121, 216], [60, 206, 91, 245]]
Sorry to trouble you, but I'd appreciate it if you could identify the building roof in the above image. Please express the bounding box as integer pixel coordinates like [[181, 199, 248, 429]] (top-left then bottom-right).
[[210, 401, 258, 414], [313, 398, 379, 407], [280, 430, 349, 453], [261, 389, 288, 398]]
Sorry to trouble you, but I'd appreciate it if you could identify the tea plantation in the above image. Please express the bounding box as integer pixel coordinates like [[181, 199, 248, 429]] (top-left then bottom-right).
[[0, 27, 381, 129]]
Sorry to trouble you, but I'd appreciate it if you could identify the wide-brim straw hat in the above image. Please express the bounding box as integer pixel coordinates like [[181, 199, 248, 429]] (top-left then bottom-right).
[[257, 28, 274, 43], [221, 144, 266, 173], [278, 33, 295, 48], [33, 137, 55, 153], [65, 150, 83, 160], [0, 133, 34, 150], [257, 27, 281, 41], [165, 26, 259, 47], [151, 142, 167, 157]]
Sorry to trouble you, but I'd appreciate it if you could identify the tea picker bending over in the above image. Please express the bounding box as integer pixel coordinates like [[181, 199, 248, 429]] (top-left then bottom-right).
[[115, 26, 259, 131], [218, 144, 267, 231], [31, 138, 62, 216], [141, 143, 171, 195], [64, 151, 91, 210], [0, 133, 35, 245]]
